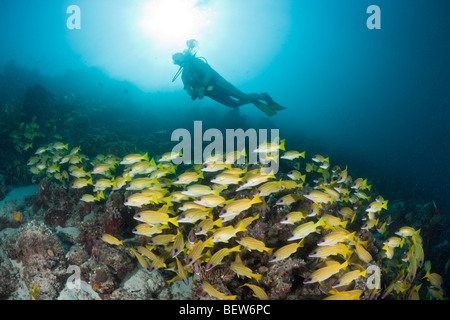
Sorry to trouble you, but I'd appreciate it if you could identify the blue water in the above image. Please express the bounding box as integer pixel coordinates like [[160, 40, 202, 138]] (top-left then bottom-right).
[[0, 0, 449, 266]]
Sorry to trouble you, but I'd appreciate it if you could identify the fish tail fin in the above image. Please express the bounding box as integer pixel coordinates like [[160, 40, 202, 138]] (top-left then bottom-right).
[[214, 218, 223, 227], [204, 237, 214, 248], [169, 217, 179, 227], [236, 221, 247, 233], [143, 153, 149, 161], [251, 193, 262, 204], [279, 139, 286, 151]]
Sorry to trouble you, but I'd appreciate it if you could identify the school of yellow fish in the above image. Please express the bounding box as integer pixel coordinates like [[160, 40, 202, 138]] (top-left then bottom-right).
[[27, 137, 446, 300]]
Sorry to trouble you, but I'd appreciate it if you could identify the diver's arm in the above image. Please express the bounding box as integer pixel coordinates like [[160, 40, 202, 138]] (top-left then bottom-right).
[[181, 73, 194, 97], [196, 60, 213, 87]]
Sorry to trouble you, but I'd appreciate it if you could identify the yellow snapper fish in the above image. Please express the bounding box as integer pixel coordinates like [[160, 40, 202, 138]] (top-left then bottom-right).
[[239, 283, 269, 300], [186, 237, 214, 266], [351, 178, 370, 190], [171, 229, 185, 258], [181, 184, 220, 197], [222, 166, 247, 176], [312, 154, 329, 163], [91, 163, 115, 175], [219, 193, 262, 218], [72, 177, 93, 189], [383, 236, 405, 248], [205, 245, 241, 271], [303, 260, 349, 284], [224, 148, 246, 164], [269, 239, 304, 262], [336, 166, 348, 184], [210, 172, 244, 185], [256, 180, 284, 197], [236, 170, 276, 190], [113, 174, 131, 190], [276, 193, 302, 206], [102, 233, 123, 246], [120, 153, 149, 165], [321, 214, 348, 229], [80, 191, 104, 203], [126, 177, 155, 190], [27, 156, 41, 166], [93, 178, 115, 191], [211, 222, 247, 243], [133, 205, 178, 227], [129, 247, 149, 270], [158, 151, 182, 162], [366, 200, 388, 213], [241, 213, 260, 228], [316, 231, 355, 246], [69, 168, 91, 178], [354, 239, 373, 263], [202, 281, 236, 300], [147, 234, 176, 246], [194, 194, 230, 208], [395, 226, 420, 238], [127, 159, 155, 176], [308, 243, 353, 259], [174, 257, 190, 286], [422, 270, 443, 290], [201, 162, 231, 172], [173, 171, 204, 185], [236, 237, 273, 255], [194, 217, 222, 235], [338, 207, 356, 222], [52, 142, 68, 150], [124, 192, 157, 207], [178, 201, 206, 211], [177, 207, 213, 224], [253, 139, 285, 153], [308, 202, 321, 217], [324, 289, 363, 300], [332, 269, 367, 288], [132, 223, 169, 236], [303, 190, 334, 204], [230, 254, 262, 282], [287, 170, 306, 181], [280, 211, 307, 225], [281, 150, 305, 160], [288, 218, 325, 241]]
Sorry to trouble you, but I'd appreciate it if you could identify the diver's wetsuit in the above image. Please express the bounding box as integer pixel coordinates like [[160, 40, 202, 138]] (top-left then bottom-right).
[[179, 54, 285, 116], [183, 56, 264, 108]]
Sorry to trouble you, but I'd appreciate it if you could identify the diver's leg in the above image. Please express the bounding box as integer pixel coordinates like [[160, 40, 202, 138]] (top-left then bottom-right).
[[214, 78, 265, 103], [261, 92, 286, 111], [207, 90, 244, 108]]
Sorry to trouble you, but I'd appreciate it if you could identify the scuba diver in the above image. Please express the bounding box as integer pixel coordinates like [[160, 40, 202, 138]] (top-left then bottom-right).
[[172, 40, 286, 116]]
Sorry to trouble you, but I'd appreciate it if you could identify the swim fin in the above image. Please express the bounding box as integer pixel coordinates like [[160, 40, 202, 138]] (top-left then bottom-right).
[[262, 92, 286, 111], [253, 101, 277, 116]]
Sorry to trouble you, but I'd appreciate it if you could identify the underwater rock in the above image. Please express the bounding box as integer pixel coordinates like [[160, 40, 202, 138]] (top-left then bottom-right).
[[90, 263, 116, 295], [0, 246, 19, 299], [92, 240, 135, 281], [57, 280, 102, 300], [22, 84, 55, 123], [66, 244, 89, 267], [111, 268, 174, 300], [0, 174, 5, 202], [33, 179, 85, 229], [14, 221, 67, 299]]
